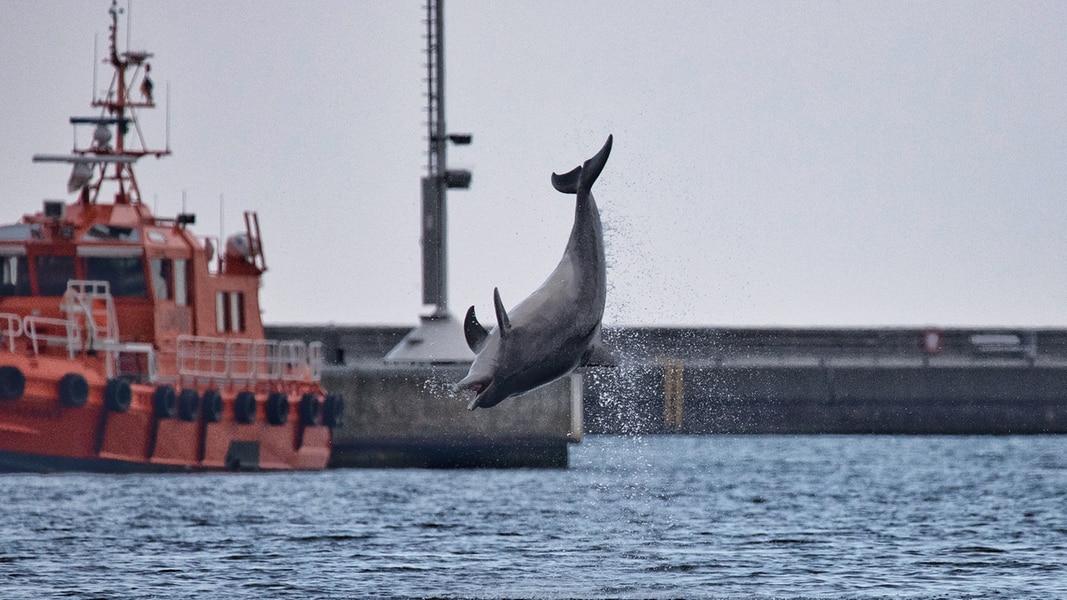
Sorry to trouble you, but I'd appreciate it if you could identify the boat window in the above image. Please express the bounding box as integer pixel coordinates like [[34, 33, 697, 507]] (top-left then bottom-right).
[[149, 258, 190, 305], [150, 258, 171, 301], [230, 292, 245, 332], [216, 291, 245, 333], [0, 224, 33, 241], [85, 256, 147, 297], [216, 292, 228, 332], [173, 259, 189, 306], [36, 255, 76, 296], [83, 224, 139, 242], [0, 255, 31, 296]]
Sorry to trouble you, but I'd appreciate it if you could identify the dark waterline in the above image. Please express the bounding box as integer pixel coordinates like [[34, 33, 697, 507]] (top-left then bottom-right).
[[1, 435, 1065, 598]]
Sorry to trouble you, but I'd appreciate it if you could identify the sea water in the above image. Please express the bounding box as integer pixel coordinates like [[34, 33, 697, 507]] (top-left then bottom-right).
[[1, 435, 1065, 599]]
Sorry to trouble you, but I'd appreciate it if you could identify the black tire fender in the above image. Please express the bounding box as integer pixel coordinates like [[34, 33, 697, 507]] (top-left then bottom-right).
[[153, 385, 177, 419], [0, 365, 25, 401], [177, 388, 200, 422], [104, 378, 131, 412], [322, 393, 344, 428], [266, 392, 289, 426], [298, 393, 320, 426], [234, 391, 256, 424], [201, 389, 223, 423], [58, 373, 89, 408]]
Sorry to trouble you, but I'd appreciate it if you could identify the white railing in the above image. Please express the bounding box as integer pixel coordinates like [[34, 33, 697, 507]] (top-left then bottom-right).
[[4, 277, 323, 388], [175, 335, 323, 384], [176, 335, 231, 379], [278, 340, 309, 381], [22, 315, 82, 359], [113, 342, 158, 382], [61, 279, 118, 347], [0, 312, 22, 352], [3, 280, 120, 360], [308, 341, 324, 381], [228, 339, 271, 381]]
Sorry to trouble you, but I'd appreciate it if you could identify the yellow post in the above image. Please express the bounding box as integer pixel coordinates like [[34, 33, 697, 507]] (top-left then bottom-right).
[[662, 358, 684, 430]]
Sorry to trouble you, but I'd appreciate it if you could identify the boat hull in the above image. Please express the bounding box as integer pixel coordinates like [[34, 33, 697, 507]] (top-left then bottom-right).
[[0, 354, 331, 473]]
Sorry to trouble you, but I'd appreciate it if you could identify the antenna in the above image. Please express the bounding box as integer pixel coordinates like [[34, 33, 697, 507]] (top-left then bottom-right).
[[165, 83, 171, 153], [93, 34, 98, 103], [126, 0, 132, 55]]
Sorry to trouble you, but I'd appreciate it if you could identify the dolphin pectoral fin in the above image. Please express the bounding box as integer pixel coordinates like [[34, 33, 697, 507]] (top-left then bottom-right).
[[551, 165, 583, 194], [493, 288, 512, 340], [463, 305, 489, 352], [581, 341, 618, 367], [468, 386, 507, 410]]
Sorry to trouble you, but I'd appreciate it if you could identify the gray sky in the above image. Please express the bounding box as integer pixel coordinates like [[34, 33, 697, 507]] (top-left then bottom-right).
[[2, 1, 1065, 327]]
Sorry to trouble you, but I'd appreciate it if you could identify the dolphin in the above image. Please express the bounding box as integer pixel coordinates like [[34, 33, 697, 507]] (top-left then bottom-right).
[[455, 135, 615, 410]]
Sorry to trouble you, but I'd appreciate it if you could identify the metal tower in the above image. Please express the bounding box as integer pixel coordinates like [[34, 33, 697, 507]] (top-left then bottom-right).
[[386, 0, 472, 363], [421, 0, 470, 317]]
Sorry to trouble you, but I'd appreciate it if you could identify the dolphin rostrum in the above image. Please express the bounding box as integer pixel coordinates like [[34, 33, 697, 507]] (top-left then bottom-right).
[[455, 135, 615, 410]]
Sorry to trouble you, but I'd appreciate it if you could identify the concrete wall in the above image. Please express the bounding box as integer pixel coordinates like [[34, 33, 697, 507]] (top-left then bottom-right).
[[583, 363, 1067, 434], [269, 325, 1067, 441], [584, 326, 1067, 434], [268, 325, 580, 467], [320, 364, 580, 468]]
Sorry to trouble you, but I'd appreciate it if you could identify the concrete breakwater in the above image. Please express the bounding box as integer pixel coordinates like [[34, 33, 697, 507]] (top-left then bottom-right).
[[268, 325, 1067, 459], [586, 327, 1067, 435], [267, 325, 580, 468], [320, 363, 580, 468]]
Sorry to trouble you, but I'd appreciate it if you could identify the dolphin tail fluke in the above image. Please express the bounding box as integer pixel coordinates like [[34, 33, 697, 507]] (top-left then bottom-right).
[[463, 305, 489, 352], [551, 134, 613, 195], [551, 165, 582, 194], [492, 288, 512, 339], [580, 134, 613, 191]]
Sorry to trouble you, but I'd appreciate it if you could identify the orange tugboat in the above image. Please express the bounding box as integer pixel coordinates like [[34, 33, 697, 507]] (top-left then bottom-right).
[[0, 2, 340, 472]]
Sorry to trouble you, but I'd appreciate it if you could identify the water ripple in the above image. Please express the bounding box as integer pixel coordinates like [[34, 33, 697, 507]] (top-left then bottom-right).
[[1, 435, 1065, 598]]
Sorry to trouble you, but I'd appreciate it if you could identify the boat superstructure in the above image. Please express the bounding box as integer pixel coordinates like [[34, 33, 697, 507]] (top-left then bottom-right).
[[0, 1, 341, 472]]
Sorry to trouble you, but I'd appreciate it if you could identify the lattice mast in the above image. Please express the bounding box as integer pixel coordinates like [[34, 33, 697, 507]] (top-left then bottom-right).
[[33, 0, 171, 206], [90, 0, 171, 205], [421, 0, 471, 316]]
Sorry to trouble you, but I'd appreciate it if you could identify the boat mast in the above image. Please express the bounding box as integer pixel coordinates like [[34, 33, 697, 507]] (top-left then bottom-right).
[[86, 0, 169, 205]]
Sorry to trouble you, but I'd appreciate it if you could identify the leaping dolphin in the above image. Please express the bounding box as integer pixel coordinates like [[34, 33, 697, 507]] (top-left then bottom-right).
[[455, 135, 615, 410]]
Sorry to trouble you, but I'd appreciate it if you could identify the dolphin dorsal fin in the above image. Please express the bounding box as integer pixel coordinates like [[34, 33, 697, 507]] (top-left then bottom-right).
[[492, 288, 512, 340], [581, 340, 617, 367], [463, 305, 489, 353]]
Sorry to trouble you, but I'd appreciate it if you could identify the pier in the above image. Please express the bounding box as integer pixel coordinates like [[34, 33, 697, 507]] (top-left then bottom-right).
[[267, 325, 580, 468], [267, 324, 1067, 467], [585, 327, 1067, 435]]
